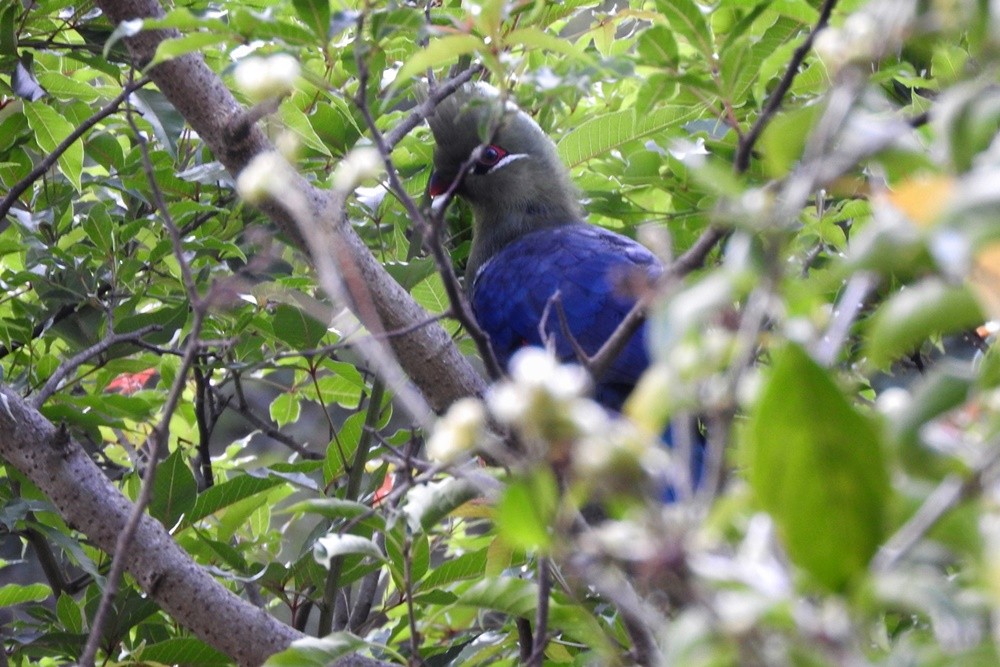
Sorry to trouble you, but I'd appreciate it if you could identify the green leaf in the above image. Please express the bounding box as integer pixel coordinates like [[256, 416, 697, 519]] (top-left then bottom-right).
[[188, 475, 284, 523], [284, 497, 377, 522], [281, 102, 333, 157], [150, 448, 198, 527], [324, 411, 364, 483], [403, 478, 480, 532], [496, 469, 557, 551], [264, 634, 370, 667], [148, 33, 230, 69], [557, 105, 699, 168], [23, 101, 83, 191], [136, 638, 230, 666], [759, 102, 822, 177], [505, 27, 594, 63], [269, 391, 302, 427], [655, 0, 713, 58], [83, 202, 114, 254], [420, 548, 488, 590], [411, 273, 450, 314], [56, 592, 83, 633], [637, 25, 678, 66], [272, 303, 328, 350], [458, 578, 612, 650], [746, 343, 889, 592], [888, 364, 974, 478], [292, 0, 330, 40], [865, 279, 984, 369], [396, 34, 484, 83], [0, 583, 51, 607]]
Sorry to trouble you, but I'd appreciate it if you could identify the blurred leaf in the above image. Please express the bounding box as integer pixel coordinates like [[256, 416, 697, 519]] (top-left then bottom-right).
[[263, 634, 369, 667], [759, 103, 821, 177], [637, 25, 678, 66], [887, 175, 955, 227], [396, 35, 484, 83], [866, 279, 984, 369], [292, 0, 330, 40], [746, 343, 889, 592], [971, 243, 1000, 319], [496, 468, 557, 551], [655, 0, 713, 58]]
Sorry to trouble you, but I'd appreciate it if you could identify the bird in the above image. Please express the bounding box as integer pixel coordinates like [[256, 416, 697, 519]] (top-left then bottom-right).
[[425, 84, 703, 496], [425, 84, 662, 412]]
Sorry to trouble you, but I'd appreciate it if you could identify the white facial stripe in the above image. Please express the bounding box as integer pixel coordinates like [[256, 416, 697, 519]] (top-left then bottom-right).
[[488, 153, 529, 174]]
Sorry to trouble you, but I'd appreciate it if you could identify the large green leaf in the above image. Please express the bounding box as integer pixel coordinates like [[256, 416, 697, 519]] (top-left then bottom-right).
[[746, 343, 889, 592], [557, 105, 699, 168], [865, 279, 984, 369]]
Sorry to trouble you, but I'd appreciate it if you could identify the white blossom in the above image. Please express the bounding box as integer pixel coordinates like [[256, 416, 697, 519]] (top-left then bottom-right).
[[333, 146, 384, 192], [427, 398, 486, 464], [233, 53, 300, 102]]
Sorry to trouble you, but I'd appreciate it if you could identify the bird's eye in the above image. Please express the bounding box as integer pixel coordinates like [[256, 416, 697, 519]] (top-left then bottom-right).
[[478, 144, 507, 168]]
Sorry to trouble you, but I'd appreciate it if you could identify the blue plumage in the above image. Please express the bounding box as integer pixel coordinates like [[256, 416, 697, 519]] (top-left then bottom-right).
[[426, 84, 703, 495], [471, 224, 659, 411]]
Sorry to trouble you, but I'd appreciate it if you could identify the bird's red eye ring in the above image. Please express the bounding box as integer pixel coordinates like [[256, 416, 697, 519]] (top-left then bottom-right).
[[478, 144, 507, 168]]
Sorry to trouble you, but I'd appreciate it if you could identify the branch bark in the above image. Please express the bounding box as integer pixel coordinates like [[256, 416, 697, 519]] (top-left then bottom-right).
[[91, 0, 485, 413], [0, 388, 302, 666], [0, 0, 490, 663]]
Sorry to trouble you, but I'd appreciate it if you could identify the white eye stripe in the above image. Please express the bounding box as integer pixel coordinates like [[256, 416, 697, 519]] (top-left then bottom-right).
[[487, 153, 529, 174]]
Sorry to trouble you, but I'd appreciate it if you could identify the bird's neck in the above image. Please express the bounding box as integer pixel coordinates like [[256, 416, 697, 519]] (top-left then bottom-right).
[[465, 200, 582, 283]]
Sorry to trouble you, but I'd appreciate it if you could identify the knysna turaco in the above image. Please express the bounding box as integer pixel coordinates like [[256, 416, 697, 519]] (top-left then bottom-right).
[[426, 84, 665, 413]]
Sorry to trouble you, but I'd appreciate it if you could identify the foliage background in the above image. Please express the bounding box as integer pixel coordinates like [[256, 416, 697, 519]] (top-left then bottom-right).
[[2, 0, 1000, 665]]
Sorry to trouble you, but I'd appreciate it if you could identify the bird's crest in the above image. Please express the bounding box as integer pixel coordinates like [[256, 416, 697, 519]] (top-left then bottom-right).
[[422, 82, 520, 167]]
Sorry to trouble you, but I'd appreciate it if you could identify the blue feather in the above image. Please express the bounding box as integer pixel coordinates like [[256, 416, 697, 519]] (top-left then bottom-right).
[[471, 224, 658, 411]]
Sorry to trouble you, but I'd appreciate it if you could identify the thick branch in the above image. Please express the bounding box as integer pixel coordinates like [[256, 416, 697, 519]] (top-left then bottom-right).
[[93, 0, 485, 413], [0, 387, 303, 666]]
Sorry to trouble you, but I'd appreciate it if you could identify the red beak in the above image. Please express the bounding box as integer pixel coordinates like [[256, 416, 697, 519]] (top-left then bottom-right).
[[428, 171, 448, 197]]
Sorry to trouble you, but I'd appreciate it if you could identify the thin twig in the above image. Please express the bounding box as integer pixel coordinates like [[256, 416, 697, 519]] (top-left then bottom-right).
[[383, 65, 482, 150], [77, 311, 206, 667], [734, 0, 839, 172], [528, 556, 551, 666], [873, 441, 1000, 572], [0, 77, 151, 220], [230, 373, 321, 460], [352, 18, 502, 380], [79, 75, 210, 667], [30, 324, 160, 408], [812, 271, 877, 366], [318, 378, 385, 636]]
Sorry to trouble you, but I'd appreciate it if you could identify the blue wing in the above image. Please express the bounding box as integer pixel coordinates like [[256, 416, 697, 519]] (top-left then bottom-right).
[[471, 224, 661, 411]]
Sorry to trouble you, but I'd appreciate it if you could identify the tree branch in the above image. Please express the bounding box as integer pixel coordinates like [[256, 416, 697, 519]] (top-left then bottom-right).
[[30, 324, 160, 408], [92, 0, 485, 414], [733, 0, 839, 172], [0, 386, 305, 666]]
